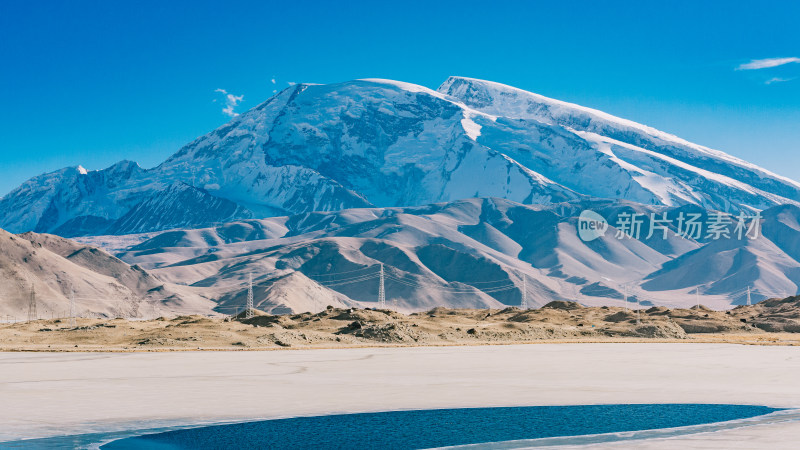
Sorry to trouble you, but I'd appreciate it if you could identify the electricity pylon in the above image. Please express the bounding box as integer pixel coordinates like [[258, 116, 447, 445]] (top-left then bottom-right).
[[746, 286, 751, 306], [636, 296, 641, 325], [378, 264, 386, 309], [69, 290, 76, 327], [623, 285, 628, 312], [521, 274, 528, 309], [246, 273, 254, 319], [27, 284, 37, 322]]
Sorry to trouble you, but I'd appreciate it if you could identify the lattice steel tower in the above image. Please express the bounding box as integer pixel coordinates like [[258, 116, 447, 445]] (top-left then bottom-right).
[[27, 284, 37, 322], [246, 273, 254, 319], [69, 290, 76, 327], [521, 274, 528, 310], [378, 264, 386, 309]]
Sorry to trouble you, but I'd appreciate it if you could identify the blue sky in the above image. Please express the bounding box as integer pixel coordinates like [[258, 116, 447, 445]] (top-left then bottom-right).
[[1, 0, 799, 196]]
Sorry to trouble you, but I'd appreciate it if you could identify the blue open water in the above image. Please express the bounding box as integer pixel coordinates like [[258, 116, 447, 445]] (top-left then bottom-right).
[[98, 404, 778, 450]]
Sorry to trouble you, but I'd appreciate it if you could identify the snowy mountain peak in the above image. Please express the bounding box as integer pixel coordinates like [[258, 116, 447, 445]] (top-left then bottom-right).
[[105, 159, 142, 173], [439, 76, 699, 139], [439, 76, 800, 193], [2, 76, 799, 236]]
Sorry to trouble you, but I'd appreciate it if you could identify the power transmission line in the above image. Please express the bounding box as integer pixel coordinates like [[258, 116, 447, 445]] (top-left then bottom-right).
[[383, 274, 516, 293], [13, 261, 793, 320], [316, 273, 381, 286], [306, 265, 379, 278]]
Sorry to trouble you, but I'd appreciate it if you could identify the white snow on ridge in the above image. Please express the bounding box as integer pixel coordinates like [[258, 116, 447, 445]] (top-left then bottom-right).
[[572, 130, 791, 208], [440, 76, 800, 190], [460, 112, 482, 141], [575, 130, 752, 190], [360, 78, 446, 97], [361, 78, 499, 122]]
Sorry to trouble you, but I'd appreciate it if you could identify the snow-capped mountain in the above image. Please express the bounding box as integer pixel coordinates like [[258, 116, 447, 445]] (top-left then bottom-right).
[[2, 77, 799, 236]]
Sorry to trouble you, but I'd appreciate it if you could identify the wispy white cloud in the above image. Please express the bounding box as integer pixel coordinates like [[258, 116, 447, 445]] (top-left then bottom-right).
[[214, 88, 244, 117], [737, 57, 800, 70], [271, 78, 276, 84], [765, 77, 794, 85], [287, 81, 296, 86]]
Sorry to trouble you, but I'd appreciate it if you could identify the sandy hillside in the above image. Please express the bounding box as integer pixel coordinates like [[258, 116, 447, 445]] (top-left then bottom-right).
[[0, 229, 216, 319]]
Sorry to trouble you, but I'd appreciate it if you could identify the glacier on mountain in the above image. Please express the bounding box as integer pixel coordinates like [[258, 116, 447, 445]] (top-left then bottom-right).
[[2, 77, 799, 237]]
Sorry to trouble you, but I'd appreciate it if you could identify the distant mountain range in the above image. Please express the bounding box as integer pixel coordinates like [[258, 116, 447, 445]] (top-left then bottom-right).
[[2, 77, 799, 237], [74, 198, 800, 312]]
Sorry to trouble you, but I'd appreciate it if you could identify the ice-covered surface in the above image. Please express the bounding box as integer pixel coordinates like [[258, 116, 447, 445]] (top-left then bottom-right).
[[1, 345, 799, 446], [2, 78, 799, 236]]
